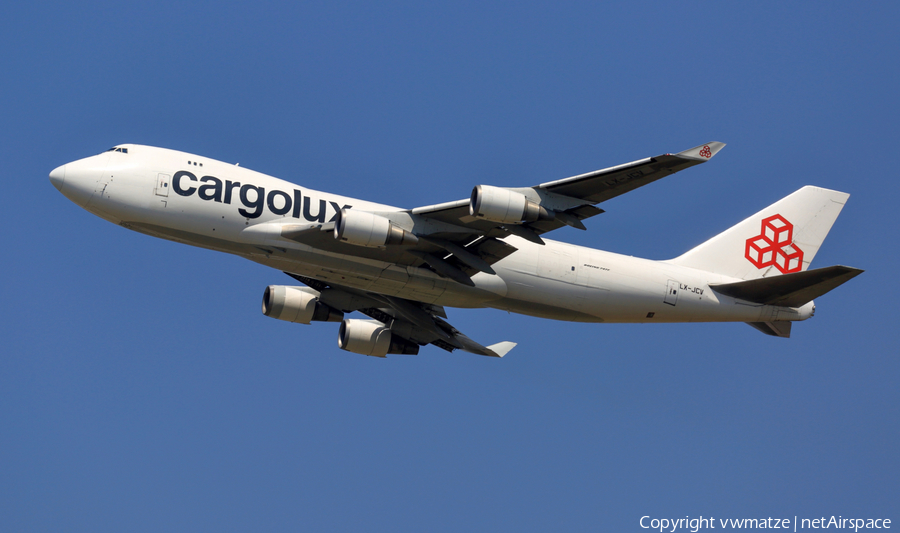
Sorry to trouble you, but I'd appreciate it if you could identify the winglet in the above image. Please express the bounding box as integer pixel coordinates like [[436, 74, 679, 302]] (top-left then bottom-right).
[[676, 141, 726, 161], [453, 333, 517, 357], [486, 341, 517, 358]]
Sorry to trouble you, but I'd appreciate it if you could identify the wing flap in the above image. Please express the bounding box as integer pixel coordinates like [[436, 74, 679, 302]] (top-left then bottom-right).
[[448, 236, 518, 276], [526, 204, 604, 235]]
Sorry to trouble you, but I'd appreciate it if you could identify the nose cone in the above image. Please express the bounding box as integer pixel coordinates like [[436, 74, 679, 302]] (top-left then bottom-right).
[[51, 155, 107, 208], [49, 164, 67, 191]]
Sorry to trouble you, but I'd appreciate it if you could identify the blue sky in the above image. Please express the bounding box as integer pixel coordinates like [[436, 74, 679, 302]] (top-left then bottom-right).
[[2, 1, 898, 531]]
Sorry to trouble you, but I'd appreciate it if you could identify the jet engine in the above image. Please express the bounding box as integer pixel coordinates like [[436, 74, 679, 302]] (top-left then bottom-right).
[[338, 319, 419, 357], [334, 209, 418, 247], [469, 185, 552, 224], [262, 285, 343, 324]]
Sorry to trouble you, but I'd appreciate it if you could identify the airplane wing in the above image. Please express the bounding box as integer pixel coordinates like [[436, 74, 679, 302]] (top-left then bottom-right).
[[412, 141, 726, 236], [285, 272, 516, 357], [278, 142, 724, 287], [399, 142, 725, 281]]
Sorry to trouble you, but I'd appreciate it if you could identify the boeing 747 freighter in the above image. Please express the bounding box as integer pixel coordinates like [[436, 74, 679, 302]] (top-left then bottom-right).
[[49, 142, 862, 357]]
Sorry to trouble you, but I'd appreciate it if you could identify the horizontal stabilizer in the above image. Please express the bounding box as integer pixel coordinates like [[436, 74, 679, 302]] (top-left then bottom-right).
[[746, 321, 793, 338], [711, 265, 863, 307]]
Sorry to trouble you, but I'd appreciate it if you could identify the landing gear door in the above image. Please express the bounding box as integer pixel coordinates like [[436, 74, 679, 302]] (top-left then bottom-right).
[[156, 173, 170, 197], [664, 280, 679, 306]]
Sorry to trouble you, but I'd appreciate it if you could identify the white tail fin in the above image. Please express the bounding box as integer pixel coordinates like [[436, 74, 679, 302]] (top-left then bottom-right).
[[669, 186, 850, 280]]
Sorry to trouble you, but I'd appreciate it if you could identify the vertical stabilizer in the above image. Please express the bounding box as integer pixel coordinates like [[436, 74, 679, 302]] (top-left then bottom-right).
[[669, 186, 849, 280]]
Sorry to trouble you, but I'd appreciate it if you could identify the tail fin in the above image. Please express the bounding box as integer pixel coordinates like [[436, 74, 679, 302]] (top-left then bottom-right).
[[669, 186, 850, 280]]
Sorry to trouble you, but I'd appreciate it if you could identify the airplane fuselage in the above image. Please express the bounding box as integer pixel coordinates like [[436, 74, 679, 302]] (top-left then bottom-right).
[[50, 144, 813, 329]]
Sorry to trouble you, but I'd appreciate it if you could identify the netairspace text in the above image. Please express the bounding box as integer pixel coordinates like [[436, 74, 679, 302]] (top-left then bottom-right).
[[640, 516, 891, 532]]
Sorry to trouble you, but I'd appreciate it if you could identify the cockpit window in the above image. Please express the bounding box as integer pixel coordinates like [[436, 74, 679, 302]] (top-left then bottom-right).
[[106, 147, 128, 154]]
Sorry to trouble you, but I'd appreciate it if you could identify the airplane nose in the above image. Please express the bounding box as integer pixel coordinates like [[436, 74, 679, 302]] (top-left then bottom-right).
[[49, 164, 67, 191]]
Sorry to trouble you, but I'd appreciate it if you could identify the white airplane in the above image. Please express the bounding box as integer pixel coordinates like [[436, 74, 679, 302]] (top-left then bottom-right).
[[49, 142, 862, 357]]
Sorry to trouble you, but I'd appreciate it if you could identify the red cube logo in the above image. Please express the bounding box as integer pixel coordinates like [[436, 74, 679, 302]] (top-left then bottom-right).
[[744, 214, 804, 274], [762, 214, 792, 246], [774, 243, 803, 273], [745, 236, 776, 268]]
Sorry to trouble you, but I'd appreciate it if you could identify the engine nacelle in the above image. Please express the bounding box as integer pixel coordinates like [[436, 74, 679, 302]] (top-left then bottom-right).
[[334, 209, 418, 247], [469, 185, 551, 224], [338, 319, 419, 357], [262, 285, 343, 324]]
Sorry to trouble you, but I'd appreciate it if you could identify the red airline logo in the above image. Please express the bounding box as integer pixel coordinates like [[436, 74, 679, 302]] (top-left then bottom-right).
[[744, 214, 804, 273]]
